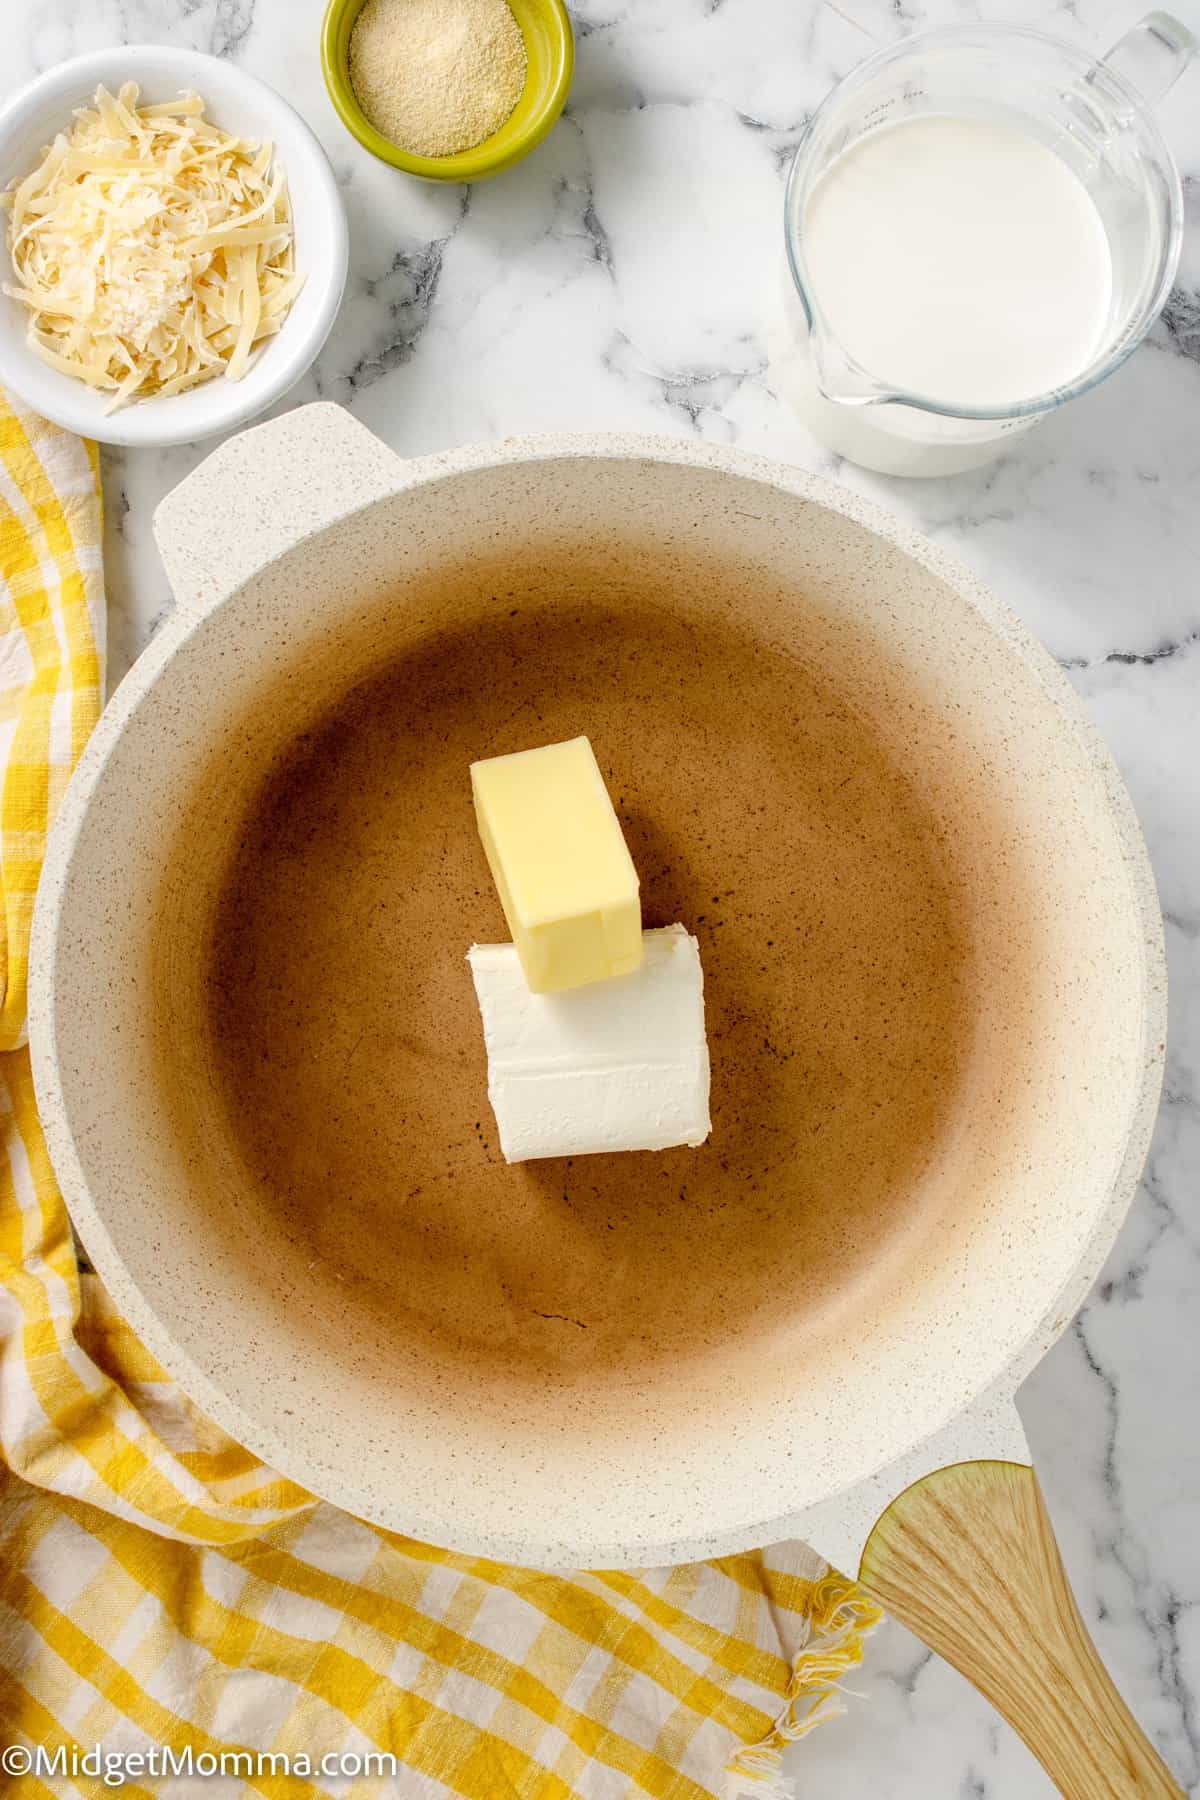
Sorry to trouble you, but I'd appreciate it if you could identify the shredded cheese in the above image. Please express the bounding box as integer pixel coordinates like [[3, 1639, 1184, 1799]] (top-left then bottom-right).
[[2, 83, 304, 409]]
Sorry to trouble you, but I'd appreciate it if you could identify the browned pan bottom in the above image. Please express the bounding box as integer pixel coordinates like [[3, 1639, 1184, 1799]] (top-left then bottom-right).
[[206, 589, 973, 1384]]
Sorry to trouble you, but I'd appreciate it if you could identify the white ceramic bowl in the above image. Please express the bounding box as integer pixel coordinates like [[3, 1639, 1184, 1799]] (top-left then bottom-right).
[[0, 46, 348, 447]]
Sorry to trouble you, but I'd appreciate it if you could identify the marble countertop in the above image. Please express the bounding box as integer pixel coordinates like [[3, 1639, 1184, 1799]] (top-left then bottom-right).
[[5, 0, 1200, 1792]]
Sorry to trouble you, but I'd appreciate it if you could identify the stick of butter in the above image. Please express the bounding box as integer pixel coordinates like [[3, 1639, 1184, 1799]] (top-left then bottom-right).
[[467, 925, 711, 1162], [470, 736, 642, 994]]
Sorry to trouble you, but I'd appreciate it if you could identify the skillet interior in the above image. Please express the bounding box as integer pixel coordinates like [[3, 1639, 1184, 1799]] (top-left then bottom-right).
[[205, 576, 975, 1388]]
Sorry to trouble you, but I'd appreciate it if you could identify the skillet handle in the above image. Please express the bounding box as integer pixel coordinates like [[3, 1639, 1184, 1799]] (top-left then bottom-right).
[[858, 1460, 1185, 1799], [152, 402, 407, 617]]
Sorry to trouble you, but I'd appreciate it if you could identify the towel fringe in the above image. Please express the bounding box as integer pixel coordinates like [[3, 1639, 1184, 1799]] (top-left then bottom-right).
[[722, 1572, 882, 1798]]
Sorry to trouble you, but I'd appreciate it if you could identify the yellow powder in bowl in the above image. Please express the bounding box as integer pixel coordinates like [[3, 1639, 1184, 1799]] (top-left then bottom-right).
[[349, 0, 528, 159]]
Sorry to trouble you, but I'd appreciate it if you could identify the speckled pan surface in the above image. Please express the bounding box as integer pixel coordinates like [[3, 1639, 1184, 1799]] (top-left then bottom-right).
[[28, 406, 1164, 1572]]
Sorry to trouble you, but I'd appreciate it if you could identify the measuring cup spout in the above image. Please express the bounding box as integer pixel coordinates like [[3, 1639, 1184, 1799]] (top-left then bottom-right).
[[808, 328, 887, 407]]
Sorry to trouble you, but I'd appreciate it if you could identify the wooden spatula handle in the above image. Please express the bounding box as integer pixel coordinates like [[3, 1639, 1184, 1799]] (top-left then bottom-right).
[[858, 1460, 1184, 1799]]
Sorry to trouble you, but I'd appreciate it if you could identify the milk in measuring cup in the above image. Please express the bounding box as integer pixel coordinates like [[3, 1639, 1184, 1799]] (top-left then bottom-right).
[[778, 114, 1116, 474], [806, 116, 1113, 404]]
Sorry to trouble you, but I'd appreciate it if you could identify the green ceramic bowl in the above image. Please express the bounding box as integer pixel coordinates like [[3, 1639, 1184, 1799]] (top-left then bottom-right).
[[321, 0, 574, 182]]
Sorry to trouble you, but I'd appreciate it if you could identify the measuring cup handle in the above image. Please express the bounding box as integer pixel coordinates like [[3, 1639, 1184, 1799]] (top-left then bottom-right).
[[1102, 10, 1195, 106]]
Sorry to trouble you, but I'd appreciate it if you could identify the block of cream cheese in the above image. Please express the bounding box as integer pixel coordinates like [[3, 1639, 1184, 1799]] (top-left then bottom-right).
[[470, 736, 642, 994], [467, 925, 711, 1162]]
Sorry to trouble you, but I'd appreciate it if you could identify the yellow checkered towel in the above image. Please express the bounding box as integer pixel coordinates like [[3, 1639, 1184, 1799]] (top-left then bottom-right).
[[0, 392, 880, 1799]]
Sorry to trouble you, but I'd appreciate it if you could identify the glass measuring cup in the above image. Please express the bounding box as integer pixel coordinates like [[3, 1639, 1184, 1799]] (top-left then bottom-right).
[[773, 14, 1194, 476]]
